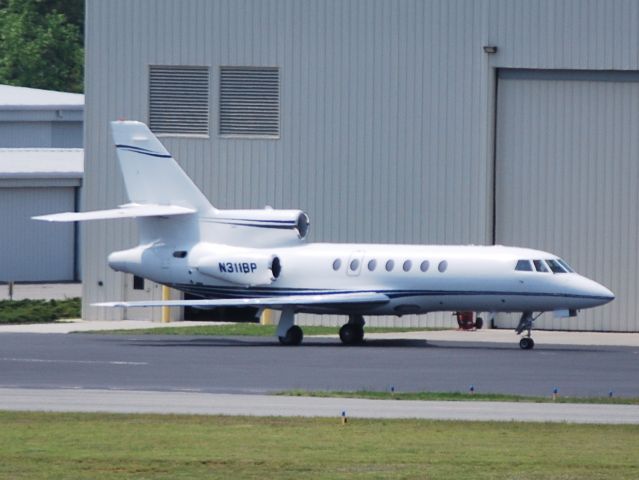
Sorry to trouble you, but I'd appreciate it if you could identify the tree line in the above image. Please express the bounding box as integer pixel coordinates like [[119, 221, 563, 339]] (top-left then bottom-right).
[[0, 0, 84, 93]]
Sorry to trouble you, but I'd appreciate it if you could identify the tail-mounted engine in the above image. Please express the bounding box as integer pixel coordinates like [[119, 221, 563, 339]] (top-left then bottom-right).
[[202, 209, 310, 247]]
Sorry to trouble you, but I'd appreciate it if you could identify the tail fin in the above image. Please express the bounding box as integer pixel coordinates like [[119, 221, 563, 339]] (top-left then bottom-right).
[[111, 121, 214, 213]]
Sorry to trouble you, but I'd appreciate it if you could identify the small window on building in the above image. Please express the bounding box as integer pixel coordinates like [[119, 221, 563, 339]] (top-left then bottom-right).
[[133, 275, 145, 290], [149, 65, 210, 135], [367, 259, 377, 271], [350, 259, 360, 271], [385, 260, 395, 272], [403, 260, 412, 272], [420, 260, 430, 272], [515, 260, 533, 271], [533, 260, 548, 272], [220, 66, 280, 137], [332, 259, 342, 271], [438, 260, 448, 273]]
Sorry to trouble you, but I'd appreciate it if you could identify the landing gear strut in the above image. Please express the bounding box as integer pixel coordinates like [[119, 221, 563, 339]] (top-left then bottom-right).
[[277, 308, 303, 346], [339, 315, 365, 345], [515, 311, 541, 350]]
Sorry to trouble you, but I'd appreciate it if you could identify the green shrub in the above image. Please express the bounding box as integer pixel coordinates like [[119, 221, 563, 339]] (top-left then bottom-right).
[[0, 298, 81, 324]]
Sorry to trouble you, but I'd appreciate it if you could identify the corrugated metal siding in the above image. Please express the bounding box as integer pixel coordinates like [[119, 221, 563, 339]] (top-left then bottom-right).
[[85, 0, 639, 330], [51, 122, 83, 147], [0, 121, 82, 148], [488, 0, 639, 70], [84, 0, 490, 326], [0, 187, 75, 282], [495, 71, 639, 332], [0, 122, 52, 147]]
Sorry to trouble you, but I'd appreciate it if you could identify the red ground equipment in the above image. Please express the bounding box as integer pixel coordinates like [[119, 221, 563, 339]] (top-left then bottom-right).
[[454, 311, 483, 330]]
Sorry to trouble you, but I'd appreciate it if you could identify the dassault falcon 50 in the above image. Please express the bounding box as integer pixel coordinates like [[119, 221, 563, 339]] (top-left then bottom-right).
[[34, 121, 614, 349]]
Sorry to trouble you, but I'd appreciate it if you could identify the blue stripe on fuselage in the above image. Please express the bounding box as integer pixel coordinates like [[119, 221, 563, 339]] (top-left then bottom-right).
[[170, 283, 610, 302]]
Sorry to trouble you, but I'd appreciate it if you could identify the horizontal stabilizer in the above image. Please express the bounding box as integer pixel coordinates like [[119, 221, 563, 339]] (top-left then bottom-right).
[[32, 203, 196, 222], [94, 292, 390, 309]]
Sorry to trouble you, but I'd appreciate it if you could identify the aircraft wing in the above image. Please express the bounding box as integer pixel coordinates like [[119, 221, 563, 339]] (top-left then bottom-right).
[[94, 292, 390, 309], [32, 203, 196, 222]]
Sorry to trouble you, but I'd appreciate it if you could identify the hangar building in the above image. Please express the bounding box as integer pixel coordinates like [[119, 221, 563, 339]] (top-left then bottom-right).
[[84, 0, 638, 331], [0, 85, 83, 282]]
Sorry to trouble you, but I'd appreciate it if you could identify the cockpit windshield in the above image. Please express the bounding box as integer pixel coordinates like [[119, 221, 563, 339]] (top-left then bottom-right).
[[515, 259, 532, 271], [515, 258, 575, 274], [546, 259, 568, 273], [533, 260, 548, 272], [556, 258, 575, 273]]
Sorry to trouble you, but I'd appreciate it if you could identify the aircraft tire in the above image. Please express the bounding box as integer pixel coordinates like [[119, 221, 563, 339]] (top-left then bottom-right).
[[279, 325, 303, 346], [519, 337, 534, 350], [475, 317, 484, 329], [339, 324, 364, 345]]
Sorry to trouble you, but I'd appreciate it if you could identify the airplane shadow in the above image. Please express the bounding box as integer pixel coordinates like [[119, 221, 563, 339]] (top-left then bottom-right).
[[115, 336, 431, 349], [89, 334, 615, 353]]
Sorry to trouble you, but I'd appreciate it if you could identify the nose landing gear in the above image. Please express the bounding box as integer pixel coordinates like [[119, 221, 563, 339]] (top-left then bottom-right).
[[515, 311, 541, 350], [519, 336, 535, 350]]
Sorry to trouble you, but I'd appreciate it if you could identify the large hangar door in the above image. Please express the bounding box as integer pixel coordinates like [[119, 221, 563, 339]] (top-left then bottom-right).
[[494, 70, 639, 332], [0, 187, 76, 282]]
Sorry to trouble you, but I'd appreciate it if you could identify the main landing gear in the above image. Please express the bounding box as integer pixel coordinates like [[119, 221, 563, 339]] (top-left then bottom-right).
[[276, 310, 366, 346], [279, 325, 303, 346], [277, 308, 303, 346], [339, 315, 365, 345], [515, 311, 542, 350]]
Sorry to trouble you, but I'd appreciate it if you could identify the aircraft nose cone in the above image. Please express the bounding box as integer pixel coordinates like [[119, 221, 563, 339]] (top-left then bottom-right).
[[599, 285, 615, 303], [584, 278, 615, 306]]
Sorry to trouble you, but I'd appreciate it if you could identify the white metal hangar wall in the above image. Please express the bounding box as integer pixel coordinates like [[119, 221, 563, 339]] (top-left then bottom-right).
[[84, 0, 639, 331]]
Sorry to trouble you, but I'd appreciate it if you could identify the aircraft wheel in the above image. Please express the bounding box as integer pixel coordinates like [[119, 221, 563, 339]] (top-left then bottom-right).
[[475, 317, 484, 329], [519, 337, 535, 350], [279, 325, 303, 346], [339, 324, 364, 345]]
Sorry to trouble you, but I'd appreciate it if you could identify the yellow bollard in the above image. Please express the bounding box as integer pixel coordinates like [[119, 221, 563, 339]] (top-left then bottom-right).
[[161, 285, 171, 323], [260, 308, 274, 325]]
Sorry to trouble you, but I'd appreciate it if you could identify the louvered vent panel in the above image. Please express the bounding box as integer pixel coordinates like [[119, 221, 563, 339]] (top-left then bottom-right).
[[149, 66, 210, 135], [220, 67, 280, 136]]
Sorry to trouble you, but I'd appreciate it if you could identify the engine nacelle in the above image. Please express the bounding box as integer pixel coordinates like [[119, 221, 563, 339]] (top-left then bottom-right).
[[196, 252, 281, 287], [208, 209, 310, 247]]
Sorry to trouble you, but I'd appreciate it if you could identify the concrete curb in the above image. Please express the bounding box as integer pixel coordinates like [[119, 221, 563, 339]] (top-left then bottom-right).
[[0, 388, 637, 424]]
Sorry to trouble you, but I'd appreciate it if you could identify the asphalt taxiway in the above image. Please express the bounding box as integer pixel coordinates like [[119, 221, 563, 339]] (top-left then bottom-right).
[[1, 329, 638, 396], [1, 325, 638, 423]]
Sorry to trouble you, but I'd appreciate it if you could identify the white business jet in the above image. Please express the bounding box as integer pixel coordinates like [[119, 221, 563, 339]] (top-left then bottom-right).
[[34, 121, 614, 349]]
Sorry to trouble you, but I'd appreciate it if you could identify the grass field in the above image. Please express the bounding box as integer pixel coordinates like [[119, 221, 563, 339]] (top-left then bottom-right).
[[280, 389, 639, 405], [85, 323, 441, 336], [0, 411, 637, 479]]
